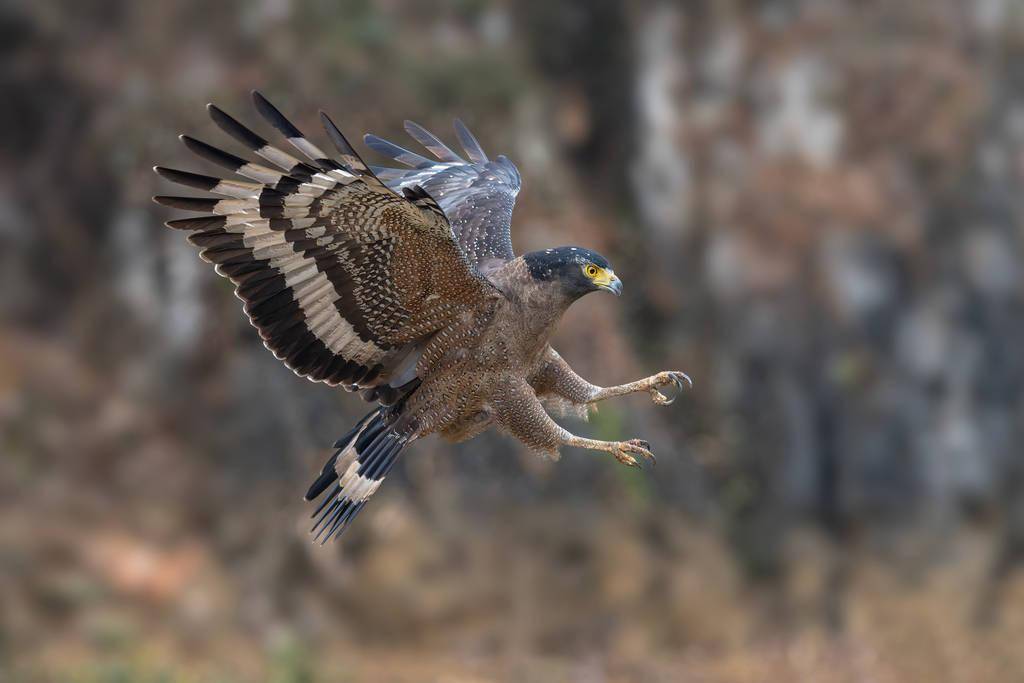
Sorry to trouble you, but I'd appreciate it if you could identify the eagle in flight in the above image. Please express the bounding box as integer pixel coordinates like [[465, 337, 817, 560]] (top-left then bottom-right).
[[154, 92, 691, 543]]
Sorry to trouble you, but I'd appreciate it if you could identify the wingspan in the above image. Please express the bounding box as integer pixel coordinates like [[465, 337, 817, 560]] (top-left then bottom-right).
[[364, 120, 521, 272], [154, 92, 494, 390]]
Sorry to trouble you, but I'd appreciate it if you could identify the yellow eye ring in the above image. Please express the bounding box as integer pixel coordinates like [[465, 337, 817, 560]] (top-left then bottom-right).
[[585, 264, 600, 278]]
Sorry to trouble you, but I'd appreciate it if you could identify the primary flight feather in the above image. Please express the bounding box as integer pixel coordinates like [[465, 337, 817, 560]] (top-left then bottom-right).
[[154, 92, 690, 543]]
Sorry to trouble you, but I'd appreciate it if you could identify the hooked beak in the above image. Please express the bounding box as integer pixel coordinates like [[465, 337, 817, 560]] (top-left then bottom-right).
[[596, 270, 623, 296]]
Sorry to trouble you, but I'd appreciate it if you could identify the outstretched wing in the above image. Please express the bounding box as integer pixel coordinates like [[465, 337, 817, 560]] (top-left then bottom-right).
[[154, 91, 494, 390], [364, 120, 521, 273]]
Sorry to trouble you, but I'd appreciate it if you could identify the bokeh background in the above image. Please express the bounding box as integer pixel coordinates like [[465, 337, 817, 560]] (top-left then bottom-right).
[[4, 1, 1024, 681]]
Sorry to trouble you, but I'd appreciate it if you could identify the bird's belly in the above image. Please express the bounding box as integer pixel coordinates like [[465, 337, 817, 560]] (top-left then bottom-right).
[[406, 370, 497, 438], [438, 408, 493, 443]]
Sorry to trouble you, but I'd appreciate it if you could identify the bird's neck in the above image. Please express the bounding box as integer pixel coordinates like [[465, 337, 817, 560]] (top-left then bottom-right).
[[519, 290, 573, 340], [489, 257, 574, 340], [516, 281, 583, 351]]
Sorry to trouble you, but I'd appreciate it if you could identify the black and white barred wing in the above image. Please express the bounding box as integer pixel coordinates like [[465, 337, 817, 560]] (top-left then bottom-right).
[[154, 92, 491, 390], [364, 119, 521, 273]]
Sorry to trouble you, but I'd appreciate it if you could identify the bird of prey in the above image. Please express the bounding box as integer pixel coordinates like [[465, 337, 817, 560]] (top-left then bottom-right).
[[154, 92, 691, 543]]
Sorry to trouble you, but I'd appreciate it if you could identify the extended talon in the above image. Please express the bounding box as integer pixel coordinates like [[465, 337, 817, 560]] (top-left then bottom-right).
[[614, 450, 640, 467], [649, 371, 693, 405], [614, 438, 655, 467]]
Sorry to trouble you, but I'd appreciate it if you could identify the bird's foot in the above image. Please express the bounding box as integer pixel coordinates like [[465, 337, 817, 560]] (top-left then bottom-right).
[[612, 439, 655, 467], [647, 371, 692, 405]]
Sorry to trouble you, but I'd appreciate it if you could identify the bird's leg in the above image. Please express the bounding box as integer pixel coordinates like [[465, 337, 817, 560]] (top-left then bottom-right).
[[530, 348, 691, 409], [590, 371, 692, 406], [493, 380, 656, 468], [562, 434, 655, 467]]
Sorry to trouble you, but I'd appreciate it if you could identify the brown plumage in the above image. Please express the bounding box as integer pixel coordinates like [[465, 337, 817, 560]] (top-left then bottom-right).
[[154, 92, 691, 542]]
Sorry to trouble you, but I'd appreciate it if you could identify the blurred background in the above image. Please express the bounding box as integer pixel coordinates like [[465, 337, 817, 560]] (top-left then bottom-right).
[[4, 0, 1024, 681]]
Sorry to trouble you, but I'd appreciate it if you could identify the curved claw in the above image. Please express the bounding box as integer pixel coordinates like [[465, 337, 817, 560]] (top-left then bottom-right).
[[650, 389, 674, 406], [650, 371, 693, 406]]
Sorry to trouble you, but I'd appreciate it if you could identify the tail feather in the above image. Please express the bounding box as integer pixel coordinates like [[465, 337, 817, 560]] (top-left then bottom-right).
[[306, 407, 410, 543], [304, 409, 377, 501]]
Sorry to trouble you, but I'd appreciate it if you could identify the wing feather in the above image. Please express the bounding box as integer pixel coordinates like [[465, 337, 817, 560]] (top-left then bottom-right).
[[404, 120, 463, 163], [251, 91, 345, 175], [364, 120, 520, 268], [155, 94, 495, 392], [453, 118, 488, 164], [364, 134, 435, 169]]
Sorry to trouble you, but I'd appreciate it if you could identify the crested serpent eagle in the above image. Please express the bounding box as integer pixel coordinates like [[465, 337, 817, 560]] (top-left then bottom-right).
[[154, 92, 691, 543]]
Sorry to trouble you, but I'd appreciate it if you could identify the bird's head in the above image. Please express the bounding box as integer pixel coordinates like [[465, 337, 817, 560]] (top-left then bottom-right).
[[522, 246, 622, 300]]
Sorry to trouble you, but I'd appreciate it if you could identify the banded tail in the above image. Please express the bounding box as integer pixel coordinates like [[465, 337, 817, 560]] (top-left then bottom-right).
[[306, 407, 411, 543]]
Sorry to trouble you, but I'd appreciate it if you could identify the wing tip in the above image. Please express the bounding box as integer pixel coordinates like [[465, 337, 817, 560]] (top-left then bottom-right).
[[404, 119, 464, 163], [154, 166, 221, 191], [318, 109, 337, 130], [453, 118, 488, 163], [252, 90, 304, 139], [319, 111, 360, 160]]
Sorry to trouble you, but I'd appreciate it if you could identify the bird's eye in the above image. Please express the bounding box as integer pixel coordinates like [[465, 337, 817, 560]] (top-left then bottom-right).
[[584, 264, 600, 278]]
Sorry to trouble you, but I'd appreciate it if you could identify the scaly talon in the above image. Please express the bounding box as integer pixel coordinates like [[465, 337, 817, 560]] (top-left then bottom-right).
[[614, 438, 655, 466], [614, 450, 640, 467]]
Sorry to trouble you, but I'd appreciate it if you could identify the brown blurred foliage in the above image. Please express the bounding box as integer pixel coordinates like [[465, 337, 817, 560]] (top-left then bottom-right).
[[3, 1, 1024, 681]]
